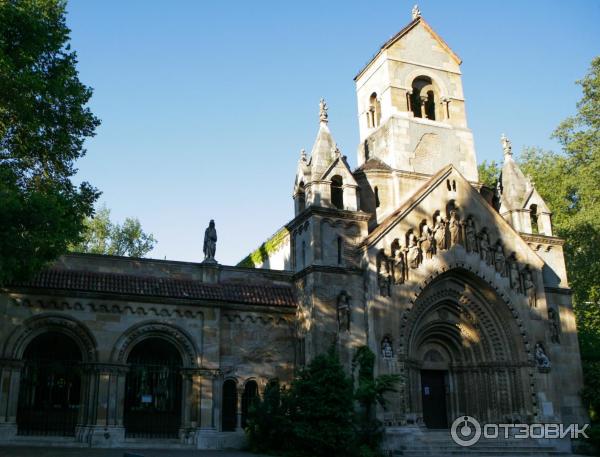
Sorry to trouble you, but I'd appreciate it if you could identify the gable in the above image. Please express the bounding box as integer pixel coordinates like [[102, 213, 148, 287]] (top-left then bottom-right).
[[355, 18, 461, 81], [320, 155, 359, 187], [363, 165, 543, 270]]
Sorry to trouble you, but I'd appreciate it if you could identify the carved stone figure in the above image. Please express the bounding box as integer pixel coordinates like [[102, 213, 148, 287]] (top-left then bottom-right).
[[465, 217, 477, 253], [381, 336, 394, 359], [377, 254, 391, 297], [319, 97, 328, 123], [203, 220, 217, 262], [420, 223, 434, 259], [501, 133, 512, 157], [508, 253, 521, 291], [522, 267, 537, 307], [448, 209, 461, 247], [337, 291, 351, 333], [494, 243, 506, 276], [433, 214, 446, 252], [479, 230, 492, 265], [411, 4, 421, 20], [393, 248, 406, 285], [535, 343, 551, 370], [548, 308, 561, 344], [407, 233, 420, 269]]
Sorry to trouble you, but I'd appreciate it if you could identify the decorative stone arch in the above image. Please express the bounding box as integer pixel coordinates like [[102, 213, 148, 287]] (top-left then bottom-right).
[[398, 267, 537, 425], [111, 321, 200, 368], [402, 68, 449, 100], [4, 313, 98, 362]]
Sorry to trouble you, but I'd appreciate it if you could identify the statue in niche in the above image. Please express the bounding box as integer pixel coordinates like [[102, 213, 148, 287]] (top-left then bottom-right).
[[433, 214, 446, 252], [548, 308, 561, 344], [393, 247, 406, 285], [494, 243, 507, 276], [508, 253, 521, 291], [377, 254, 391, 297], [448, 209, 461, 247], [465, 217, 477, 253], [535, 343, 551, 371], [337, 291, 351, 333], [381, 336, 394, 359], [203, 219, 217, 262], [407, 233, 421, 269], [420, 222, 434, 259], [479, 230, 492, 265], [522, 266, 537, 307]]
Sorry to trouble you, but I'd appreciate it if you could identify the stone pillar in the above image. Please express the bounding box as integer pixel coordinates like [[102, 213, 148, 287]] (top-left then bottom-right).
[[0, 359, 23, 440], [199, 370, 218, 430], [76, 363, 127, 447], [236, 384, 244, 431]]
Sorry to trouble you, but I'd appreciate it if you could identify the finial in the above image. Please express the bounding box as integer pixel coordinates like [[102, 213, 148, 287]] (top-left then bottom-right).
[[333, 144, 341, 158], [319, 98, 328, 124], [501, 133, 512, 159], [300, 148, 307, 162], [412, 4, 421, 20]]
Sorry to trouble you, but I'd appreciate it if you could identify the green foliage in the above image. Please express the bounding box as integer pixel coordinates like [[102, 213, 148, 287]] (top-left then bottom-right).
[[238, 227, 289, 268], [70, 206, 156, 257], [247, 346, 398, 457], [353, 346, 400, 452], [477, 160, 501, 188], [287, 348, 355, 457], [0, 0, 100, 284]]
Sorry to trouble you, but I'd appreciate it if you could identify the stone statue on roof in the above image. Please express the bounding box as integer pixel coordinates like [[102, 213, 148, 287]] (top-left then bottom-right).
[[501, 133, 512, 158], [203, 219, 217, 263], [319, 98, 328, 124]]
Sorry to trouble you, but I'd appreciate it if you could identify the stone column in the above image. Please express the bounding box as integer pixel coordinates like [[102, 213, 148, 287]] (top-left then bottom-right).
[[199, 370, 218, 430], [77, 363, 128, 447], [0, 359, 23, 440], [236, 384, 244, 431]]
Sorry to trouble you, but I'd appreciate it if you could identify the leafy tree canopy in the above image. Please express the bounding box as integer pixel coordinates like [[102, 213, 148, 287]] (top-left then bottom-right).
[[0, 0, 100, 284], [70, 206, 157, 258]]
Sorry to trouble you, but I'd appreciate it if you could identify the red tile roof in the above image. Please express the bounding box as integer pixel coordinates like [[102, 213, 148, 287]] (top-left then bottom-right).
[[10, 269, 296, 308]]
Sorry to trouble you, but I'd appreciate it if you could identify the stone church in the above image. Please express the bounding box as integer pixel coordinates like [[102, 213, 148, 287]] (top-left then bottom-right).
[[0, 7, 587, 451]]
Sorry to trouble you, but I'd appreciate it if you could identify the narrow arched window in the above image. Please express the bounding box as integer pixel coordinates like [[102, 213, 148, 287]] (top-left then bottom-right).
[[241, 381, 259, 429], [331, 175, 344, 209], [374, 186, 380, 208], [337, 236, 343, 265], [297, 182, 306, 212], [301, 241, 306, 268], [411, 76, 438, 120], [530, 204, 539, 234], [222, 380, 237, 432], [368, 92, 381, 128]]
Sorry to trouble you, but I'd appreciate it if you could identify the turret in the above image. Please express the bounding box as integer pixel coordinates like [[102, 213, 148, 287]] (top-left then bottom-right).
[[498, 134, 553, 235]]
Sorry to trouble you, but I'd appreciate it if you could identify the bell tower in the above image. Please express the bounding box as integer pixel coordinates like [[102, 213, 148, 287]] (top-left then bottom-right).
[[354, 6, 478, 185]]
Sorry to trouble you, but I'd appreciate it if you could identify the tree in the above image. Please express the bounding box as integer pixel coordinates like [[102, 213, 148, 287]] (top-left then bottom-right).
[[477, 160, 501, 188], [70, 206, 157, 257], [0, 0, 100, 285], [352, 346, 400, 456]]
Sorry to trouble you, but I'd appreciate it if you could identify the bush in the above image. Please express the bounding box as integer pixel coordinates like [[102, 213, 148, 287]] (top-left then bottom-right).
[[246, 346, 399, 457]]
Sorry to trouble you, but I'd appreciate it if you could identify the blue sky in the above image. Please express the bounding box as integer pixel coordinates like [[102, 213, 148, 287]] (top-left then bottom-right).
[[66, 0, 600, 266]]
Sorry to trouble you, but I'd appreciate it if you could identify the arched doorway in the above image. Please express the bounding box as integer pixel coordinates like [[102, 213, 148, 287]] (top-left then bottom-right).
[[403, 270, 533, 427], [222, 379, 237, 431], [124, 338, 182, 438], [241, 380, 259, 428], [17, 332, 83, 436]]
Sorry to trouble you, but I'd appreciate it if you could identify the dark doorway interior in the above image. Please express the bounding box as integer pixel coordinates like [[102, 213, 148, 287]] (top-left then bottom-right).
[[421, 369, 448, 428], [124, 338, 182, 438], [222, 379, 238, 431], [241, 380, 258, 428], [17, 332, 82, 436]]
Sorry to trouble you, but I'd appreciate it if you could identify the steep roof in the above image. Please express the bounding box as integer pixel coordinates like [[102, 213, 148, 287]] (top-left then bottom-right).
[[354, 157, 393, 173], [354, 16, 462, 81]]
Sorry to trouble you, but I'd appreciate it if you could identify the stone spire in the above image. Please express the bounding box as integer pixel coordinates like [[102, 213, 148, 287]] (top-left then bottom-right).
[[412, 4, 421, 20], [319, 97, 328, 124]]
